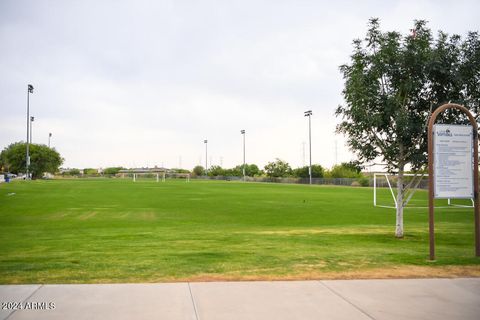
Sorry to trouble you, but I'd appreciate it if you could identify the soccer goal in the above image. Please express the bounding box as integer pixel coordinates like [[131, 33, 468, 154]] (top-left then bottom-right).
[[167, 173, 190, 182], [373, 173, 474, 209], [131, 172, 165, 182], [118, 169, 191, 183]]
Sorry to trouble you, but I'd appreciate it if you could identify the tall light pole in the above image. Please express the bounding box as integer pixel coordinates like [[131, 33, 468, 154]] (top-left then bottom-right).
[[304, 110, 313, 185], [48, 133, 52, 148], [204, 139, 208, 175], [30, 116, 34, 144], [26, 84, 34, 180], [241, 130, 246, 181]]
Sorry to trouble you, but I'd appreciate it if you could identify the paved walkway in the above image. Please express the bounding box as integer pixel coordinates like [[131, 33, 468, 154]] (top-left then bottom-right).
[[1, 278, 479, 320]]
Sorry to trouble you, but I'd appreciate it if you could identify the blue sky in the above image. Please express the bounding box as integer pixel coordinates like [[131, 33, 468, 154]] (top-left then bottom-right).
[[1, 0, 478, 169]]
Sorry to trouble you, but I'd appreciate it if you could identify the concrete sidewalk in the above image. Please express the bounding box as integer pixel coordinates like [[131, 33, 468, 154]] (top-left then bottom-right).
[[1, 278, 479, 320]]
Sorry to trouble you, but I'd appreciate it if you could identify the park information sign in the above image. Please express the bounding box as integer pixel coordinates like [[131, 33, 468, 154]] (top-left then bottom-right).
[[428, 103, 480, 260], [433, 124, 474, 199]]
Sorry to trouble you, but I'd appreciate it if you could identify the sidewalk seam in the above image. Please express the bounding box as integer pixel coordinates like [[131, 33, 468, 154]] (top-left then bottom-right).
[[188, 283, 200, 320], [318, 281, 376, 320], [5, 285, 44, 320]]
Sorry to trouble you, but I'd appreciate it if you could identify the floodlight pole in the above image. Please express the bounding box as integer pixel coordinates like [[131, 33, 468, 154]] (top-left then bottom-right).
[[30, 116, 34, 144], [304, 110, 313, 185], [48, 133, 52, 148], [26, 84, 34, 180], [241, 130, 246, 181], [204, 140, 208, 175]]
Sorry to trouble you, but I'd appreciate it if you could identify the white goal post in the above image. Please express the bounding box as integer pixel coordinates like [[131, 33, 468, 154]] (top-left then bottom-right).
[[373, 173, 474, 209], [129, 172, 165, 182], [119, 169, 190, 182], [131, 172, 191, 182]]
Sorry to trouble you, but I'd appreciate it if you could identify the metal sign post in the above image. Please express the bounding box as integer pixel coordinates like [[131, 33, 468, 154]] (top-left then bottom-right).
[[427, 103, 480, 260]]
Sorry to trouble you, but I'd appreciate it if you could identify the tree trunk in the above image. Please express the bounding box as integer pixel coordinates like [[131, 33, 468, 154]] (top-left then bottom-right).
[[395, 162, 405, 238]]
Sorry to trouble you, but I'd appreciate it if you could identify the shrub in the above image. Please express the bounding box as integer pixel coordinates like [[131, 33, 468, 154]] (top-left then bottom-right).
[[357, 176, 370, 187]]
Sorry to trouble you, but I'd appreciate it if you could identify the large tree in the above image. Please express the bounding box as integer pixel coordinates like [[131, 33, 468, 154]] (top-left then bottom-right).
[[336, 19, 480, 237], [207, 165, 226, 176], [192, 165, 205, 176], [264, 158, 292, 178], [0, 142, 63, 179]]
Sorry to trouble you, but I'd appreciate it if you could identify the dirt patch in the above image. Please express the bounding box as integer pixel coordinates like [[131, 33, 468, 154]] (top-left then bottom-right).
[[244, 227, 399, 236], [7, 265, 478, 284], [172, 265, 480, 282]]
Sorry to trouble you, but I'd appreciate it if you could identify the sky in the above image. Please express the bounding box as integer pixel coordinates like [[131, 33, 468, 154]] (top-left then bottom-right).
[[1, 0, 479, 170]]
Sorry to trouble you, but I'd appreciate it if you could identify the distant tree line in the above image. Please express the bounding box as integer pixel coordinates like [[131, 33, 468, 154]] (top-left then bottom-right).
[[0, 142, 367, 184], [63, 167, 190, 177], [192, 159, 366, 180], [62, 167, 125, 176]]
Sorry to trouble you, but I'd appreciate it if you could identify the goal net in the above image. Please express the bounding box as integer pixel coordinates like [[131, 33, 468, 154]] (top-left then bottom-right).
[[130, 172, 165, 182], [373, 173, 473, 209], [167, 173, 190, 182], [121, 172, 190, 182]]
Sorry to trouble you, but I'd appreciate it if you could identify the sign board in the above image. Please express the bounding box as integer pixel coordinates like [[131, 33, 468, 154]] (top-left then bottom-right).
[[433, 124, 473, 199]]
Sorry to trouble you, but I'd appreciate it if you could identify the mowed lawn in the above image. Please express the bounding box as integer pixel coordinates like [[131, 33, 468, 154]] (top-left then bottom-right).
[[0, 178, 479, 284]]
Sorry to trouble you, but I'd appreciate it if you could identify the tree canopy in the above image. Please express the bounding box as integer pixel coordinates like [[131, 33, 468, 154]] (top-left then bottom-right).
[[336, 18, 480, 237], [192, 165, 205, 176], [264, 158, 292, 178], [293, 165, 325, 178], [326, 163, 362, 179], [0, 142, 63, 178]]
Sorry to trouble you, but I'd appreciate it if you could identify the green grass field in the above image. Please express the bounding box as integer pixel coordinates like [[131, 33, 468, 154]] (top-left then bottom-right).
[[0, 178, 479, 284]]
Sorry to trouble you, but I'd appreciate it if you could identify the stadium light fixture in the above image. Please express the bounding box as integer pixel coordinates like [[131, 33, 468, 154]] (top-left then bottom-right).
[[26, 84, 34, 180], [304, 110, 313, 185], [204, 139, 208, 175], [241, 130, 246, 181]]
